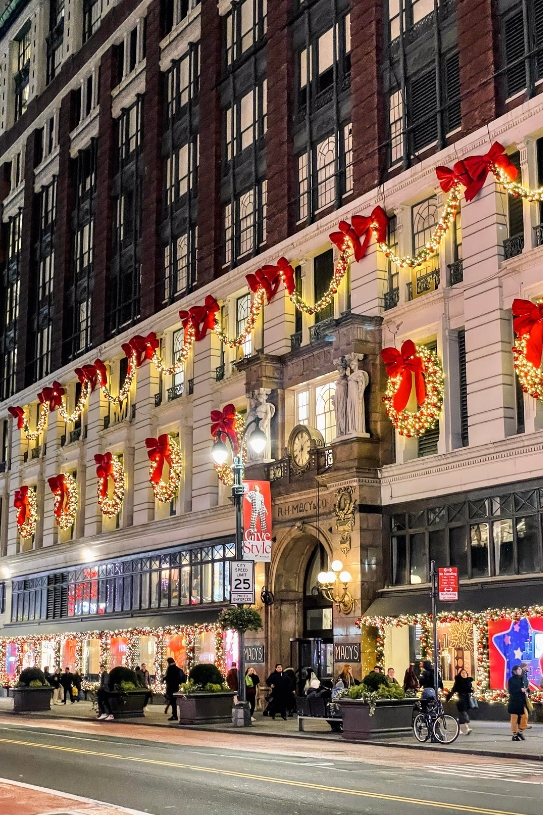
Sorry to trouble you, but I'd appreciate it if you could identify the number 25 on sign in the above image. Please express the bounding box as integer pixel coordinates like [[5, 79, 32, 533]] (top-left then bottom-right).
[[230, 561, 255, 604]]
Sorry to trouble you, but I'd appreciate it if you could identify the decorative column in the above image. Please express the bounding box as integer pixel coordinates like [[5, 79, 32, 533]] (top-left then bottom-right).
[[518, 139, 538, 250], [191, 332, 222, 511]]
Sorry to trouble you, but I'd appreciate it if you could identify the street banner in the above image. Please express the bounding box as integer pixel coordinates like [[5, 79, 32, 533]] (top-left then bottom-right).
[[230, 560, 255, 604], [438, 567, 459, 601], [242, 480, 272, 562]]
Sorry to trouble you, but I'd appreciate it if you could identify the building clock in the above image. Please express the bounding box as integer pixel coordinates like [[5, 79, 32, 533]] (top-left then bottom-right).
[[287, 425, 324, 473]]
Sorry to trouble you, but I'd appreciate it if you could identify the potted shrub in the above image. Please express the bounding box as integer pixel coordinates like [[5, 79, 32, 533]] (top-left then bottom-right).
[[105, 667, 148, 718], [174, 663, 234, 725], [12, 668, 53, 713], [338, 682, 414, 741]]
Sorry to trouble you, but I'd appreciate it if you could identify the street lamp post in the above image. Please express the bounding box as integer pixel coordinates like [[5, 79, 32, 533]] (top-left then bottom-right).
[[212, 417, 266, 723]]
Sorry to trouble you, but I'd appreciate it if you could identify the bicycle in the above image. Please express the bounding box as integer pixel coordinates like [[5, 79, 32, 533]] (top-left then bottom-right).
[[412, 697, 460, 744]]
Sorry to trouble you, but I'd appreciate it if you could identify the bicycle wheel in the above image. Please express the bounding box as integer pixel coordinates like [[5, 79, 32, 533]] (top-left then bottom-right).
[[433, 714, 460, 744], [413, 712, 431, 742]]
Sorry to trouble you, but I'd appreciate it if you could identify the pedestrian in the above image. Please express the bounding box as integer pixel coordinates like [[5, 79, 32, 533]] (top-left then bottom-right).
[[51, 666, 62, 704], [446, 669, 473, 735], [96, 663, 114, 721], [386, 668, 399, 686], [403, 663, 419, 693], [419, 660, 443, 701], [245, 667, 260, 721], [72, 670, 83, 702], [140, 663, 151, 688], [283, 667, 297, 716], [163, 657, 182, 721], [266, 664, 290, 721], [520, 661, 533, 728], [508, 664, 528, 741], [135, 665, 145, 686], [337, 664, 358, 688], [226, 662, 239, 699], [60, 667, 74, 704]]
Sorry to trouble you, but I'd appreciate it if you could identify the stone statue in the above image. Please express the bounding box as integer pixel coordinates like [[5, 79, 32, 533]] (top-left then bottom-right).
[[246, 388, 275, 462], [346, 353, 369, 436], [332, 358, 348, 438]]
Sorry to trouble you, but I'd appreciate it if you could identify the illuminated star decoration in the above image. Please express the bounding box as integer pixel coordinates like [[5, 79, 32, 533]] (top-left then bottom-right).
[[492, 617, 541, 688]]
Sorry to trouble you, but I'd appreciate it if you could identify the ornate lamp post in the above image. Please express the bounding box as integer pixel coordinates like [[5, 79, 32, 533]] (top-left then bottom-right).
[[212, 417, 267, 724], [317, 559, 354, 614]]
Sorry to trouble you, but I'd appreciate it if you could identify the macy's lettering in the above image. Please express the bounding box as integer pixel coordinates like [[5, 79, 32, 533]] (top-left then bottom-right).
[[276, 499, 328, 518]]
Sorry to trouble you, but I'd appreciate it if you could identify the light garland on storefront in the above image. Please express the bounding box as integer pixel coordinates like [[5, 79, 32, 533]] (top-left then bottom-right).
[[214, 412, 247, 487], [48, 474, 78, 530], [95, 453, 125, 518], [512, 336, 543, 401], [96, 353, 138, 405], [214, 288, 266, 348], [14, 486, 38, 539], [288, 240, 352, 315], [58, 379, 92, 424], [381, 343, 444, 437], [146, 434, 183, 503], [152, 324, 195, 376]]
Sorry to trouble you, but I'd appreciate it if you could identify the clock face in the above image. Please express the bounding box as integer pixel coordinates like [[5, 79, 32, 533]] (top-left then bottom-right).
[[291, 428, 311, 468]]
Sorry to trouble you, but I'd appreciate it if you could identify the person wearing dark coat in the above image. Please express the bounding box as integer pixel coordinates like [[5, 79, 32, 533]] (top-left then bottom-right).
[[283, 667, 297, 716], [59, 667, 74, 704], [419, 660, 443, 700], [403, 664, 419, 693], [446, 669, 473, 734], [97, 664, 113, 719], [163, 657, 182, 721], [266, 664, 290, 720], [72, 670, 83, 702], [508, 664, 528, 740]]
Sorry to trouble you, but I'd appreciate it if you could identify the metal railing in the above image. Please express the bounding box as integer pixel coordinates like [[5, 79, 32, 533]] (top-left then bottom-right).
[[309, 317, 337, 344], [215, 365, 225, 382], [167, 383, 184, 401], [503, 234, 524, 260], [154, 392, 162, 407], [290, 332, 302, 351], [384, 287, 399, 310], [415, 268, 440, 296], [188, 379, 194, 395], [534, 224, 543, 247], [448, 259, 463, 285], [69, 427, 82, 444]]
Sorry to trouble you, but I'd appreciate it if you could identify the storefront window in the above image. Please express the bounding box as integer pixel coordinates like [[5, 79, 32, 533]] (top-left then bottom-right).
[[166, 634, 187, 671], [6, 643, 17, 679], [41, 640, 57, 671], [438, 622, 475, 685], [410, 533, 426, 583], [518, 516, 539, 573], [449, 526, 468, 577], [470, 523, 489, 577], [139, 635, 156, 673], [392, 535, 407, 585], [493, 519, 514, 575], [83, 638, 100, 675], [489, 616, 543, 689], [61, 638, 77, 669], [429, 529, 447, 567], [195, 630, 215, 664], [110, 636, 128, 667]]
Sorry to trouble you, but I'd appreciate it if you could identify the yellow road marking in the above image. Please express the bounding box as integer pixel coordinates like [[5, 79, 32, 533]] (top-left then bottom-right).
[[0, 736, 520, 815]]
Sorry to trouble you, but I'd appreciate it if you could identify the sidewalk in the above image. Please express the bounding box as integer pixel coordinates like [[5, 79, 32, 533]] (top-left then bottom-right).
[[1, 697, 543, 759], [0, 778, 147, 815]]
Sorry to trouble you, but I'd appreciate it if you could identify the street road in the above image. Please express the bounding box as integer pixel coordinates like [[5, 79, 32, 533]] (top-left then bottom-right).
[[0, 719, 542, 815]]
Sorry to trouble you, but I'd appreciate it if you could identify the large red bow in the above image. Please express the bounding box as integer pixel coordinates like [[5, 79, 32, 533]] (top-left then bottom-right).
[[454, 142, 518, 202], [8, 406, 25, 429], [179, 296, 220, 342], [436, 165, 461, 193], [330, 218, 372, 262], [74, 364, 99, 392], [246, 266, 281, 304], [512, 298, 543, 369], [95, 452, 114, 499], [121, 332, 159, 368], [381, 339, 426, 412], [210, 404, 238, 453], [145, 435, 172, 484], [38, 380, 65, 412], [263, 258, 296, 296], [93, 359, 108, 387], [14, 486, 29, 527], [48, 474, 68, 517], [368, 206, 389, 243]]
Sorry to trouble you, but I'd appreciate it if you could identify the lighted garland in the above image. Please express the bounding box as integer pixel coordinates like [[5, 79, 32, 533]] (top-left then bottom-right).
[[512, 335, 543, 401], [214, 288, 266, 348], [16, 488, 38, 539], [51, 474, 78, 531], [152, 324, 194, 376], [494, 165, 543, 203], [215, 413, 247, 487], [97, 455, 125, 518], [148, 435, 183, 503], [17, 403, 50, 441], [383, 345, 444, 437], [99, 353, 138, 405], [288, 240, 352, 315], [58, 380, 91, 424]]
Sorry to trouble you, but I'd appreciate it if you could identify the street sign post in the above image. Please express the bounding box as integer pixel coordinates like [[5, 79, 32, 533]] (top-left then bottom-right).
[[230, 560, 255, 604], [438, 567, 459, 601]]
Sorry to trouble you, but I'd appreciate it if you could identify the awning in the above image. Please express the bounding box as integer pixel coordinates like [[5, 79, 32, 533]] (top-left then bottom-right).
[[0, 608, 221, 637], [363, 578, 543, 619]]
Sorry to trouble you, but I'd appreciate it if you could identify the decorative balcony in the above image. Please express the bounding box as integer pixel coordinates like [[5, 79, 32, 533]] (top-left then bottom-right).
[[154, 392, 162, 407], [448, 259, 463, 285], [31, 446, 42, 460], [503, 234, 524, 260], [309, 317, 337, 344], [533, 224, 543, 247], [188, 378, 194, 395], [167, 383, 184, 401], [415, 268, 440, 296], [406, 281, 413, 301], [383, 287, 399, 311], [290, 331, 302, 351], [215, 365, 225, 382]]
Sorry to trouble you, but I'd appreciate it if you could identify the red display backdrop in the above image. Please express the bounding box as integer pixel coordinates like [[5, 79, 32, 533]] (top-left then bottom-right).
[[489, 617, 543, 690], [242, 480, 272, 562]]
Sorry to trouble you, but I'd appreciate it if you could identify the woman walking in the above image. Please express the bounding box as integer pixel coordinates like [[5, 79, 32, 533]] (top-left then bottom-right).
[[508, 664, 528, 741], [446, 669, 473, 735]]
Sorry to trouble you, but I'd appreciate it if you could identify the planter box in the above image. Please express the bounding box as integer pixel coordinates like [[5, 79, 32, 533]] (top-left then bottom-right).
[[174, 692, 235, 725], [12, 687, 53, 713], [339, 698, 414, 741], [106, 690, 149, 719]]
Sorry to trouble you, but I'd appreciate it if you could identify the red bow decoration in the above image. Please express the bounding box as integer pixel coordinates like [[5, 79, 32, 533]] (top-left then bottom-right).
[[210, 404, 238, 453], [179, 296, 220, 342], [454, 142, 518, 202], [381, 339, 427, 412], [95, 452, 114, 499], [121, 332, 159, 368], [48, 475, 68, 518], [145, 435, 172, 484], [94, 360, 108, 387], [246, 266, 281, 304], [74, 364, 99, 392], [14, 486, 30, 527], [8, 406, 25, 429], [272, 257, 296, 295], [512, 298, 543, 369], [38, 380, 65, 412], [368, 206, 389, 243], [330, 218, 372, 262], [436, 165, 461, 193]]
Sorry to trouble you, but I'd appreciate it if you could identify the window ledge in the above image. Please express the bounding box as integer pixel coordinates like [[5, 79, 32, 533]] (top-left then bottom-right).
[[2, 182, 24, 220], [69, 107, 100, 158], [34, 145, 60, 192], [160, 8, 201, 70], [111, 60, 146, 119]]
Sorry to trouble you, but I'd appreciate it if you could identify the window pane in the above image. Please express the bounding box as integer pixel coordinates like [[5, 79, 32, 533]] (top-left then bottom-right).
[[470, 523, 489, 577], [316, 136, 336, 210], [449, 527, 468, 578], [192, 565, 201, 603], [202, 562, 212, 603], [429, 529, 447, 567], [150, 571, 160, 608], [410, 533, 426, 583], [392, 535, 407, 585], [297, 390, 309, 424], [517, 516, 539, 574], [318, 28, 334, 74], [493, 519, 514, 575], [180, 565, 190, 605], [315, 382, 336, 444], [213, 562, 224, 601]]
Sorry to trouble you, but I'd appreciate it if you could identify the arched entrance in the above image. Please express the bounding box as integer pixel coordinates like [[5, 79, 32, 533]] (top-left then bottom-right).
[[269, 530, 333, 684]]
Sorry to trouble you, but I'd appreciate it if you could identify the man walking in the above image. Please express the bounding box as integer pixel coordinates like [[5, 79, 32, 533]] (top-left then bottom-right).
[[59, 667, 74, 704], [163, 657, 182, 721], [97, 664, 114, 721]]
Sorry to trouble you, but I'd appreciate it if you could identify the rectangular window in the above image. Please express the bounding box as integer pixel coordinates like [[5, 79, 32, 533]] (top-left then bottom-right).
[[508, 151, 524, 240], [470, 523, 489, 577], [223, 182, 266, 266], [517, 516, 540, 574], [449, 526, 468, 578], [343, 123, 353, 196], [410, 533, 427, 583], [493, 519, 515, 575], [172, 330, 185, 391], [298, 153, 310, 222], [316, 135, 336, 210], [83, 0, 102, 42], [1, 212, 22, 399], [458, 329, 468, 447], [409, 69, 438, 153], [236, 293, 252, 357], [313, 249, 334, 323], [297, 390, 309, 425], [389, 90, 404, 165], [315, 381, 336, 444], [14, 24, 31, 121], [225, 0, 267, 67]]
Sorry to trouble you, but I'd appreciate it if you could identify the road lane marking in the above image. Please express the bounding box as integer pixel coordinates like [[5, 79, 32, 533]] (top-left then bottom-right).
[[0, 736, 523, 815]]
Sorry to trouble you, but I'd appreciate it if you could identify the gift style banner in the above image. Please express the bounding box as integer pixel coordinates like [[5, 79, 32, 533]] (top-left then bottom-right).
[[242, 480, 272, 562]]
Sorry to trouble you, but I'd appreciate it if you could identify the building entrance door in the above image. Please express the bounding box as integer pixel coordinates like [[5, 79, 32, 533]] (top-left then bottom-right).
[[290, 637, 334, 693]]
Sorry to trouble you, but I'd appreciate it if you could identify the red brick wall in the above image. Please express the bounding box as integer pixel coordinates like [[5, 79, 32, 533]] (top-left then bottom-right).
[[197, 0, 222, 285], [457, 0, 500, 133]]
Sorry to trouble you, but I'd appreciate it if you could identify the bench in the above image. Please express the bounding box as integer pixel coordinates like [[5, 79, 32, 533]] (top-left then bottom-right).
[[296, 695, 343, 732]]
